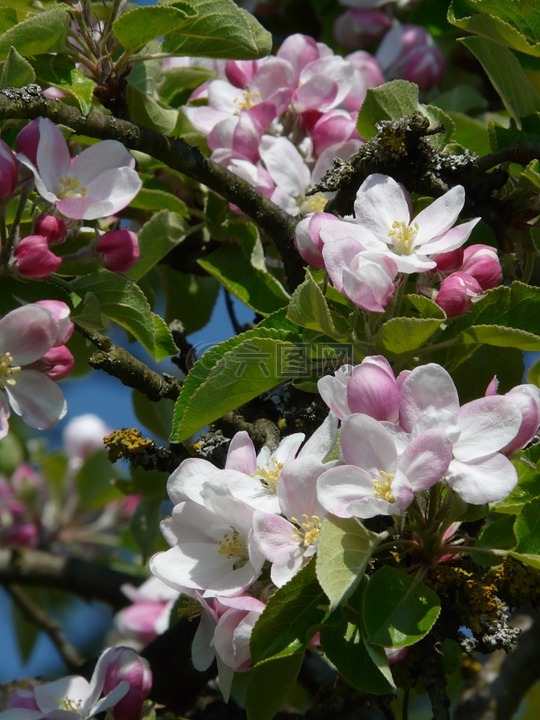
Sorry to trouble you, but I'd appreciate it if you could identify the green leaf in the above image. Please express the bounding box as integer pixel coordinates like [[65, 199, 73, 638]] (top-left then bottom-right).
[[33, 54, 97, 114], [126, 84, 179, 134], [1, 45, 34, 86], [251, 560, 327, 664], [514, 497, 540, 555], [158, 65, 215, 105], [458, 324, 540, 351], [320, 606, 395, 694], [316, 516, 386, 611], [130, 495, 163, 562], [473, 515, 517, 565], [127, 209, 189, 282], [133, 390, 175, 442], [449, 0, 540, 57], [460, 37, 540, 122], [0, 7, 69, 59], [162, 268, 220, 335], [75, 450, 123, 511], [287, 271, 351, 341], [493, 445, 540, 515], [402, 294, 446, 319], [356, 80, 455, 147], [245, 653, 304, 720], [376, 317, 443, 355], [11, 597, 40, 663], [363, 567, 441, 648], [161, 0, 272, 59], [0, 7, 17, 35], [198, 221, 289, 316], [70, 269, 178, 361], [170, 329, 299, 442], [0, 434, 24, 475], [113, 5, 195, 53], [129, 188, 189, 217], [508, 551, 540, 569]]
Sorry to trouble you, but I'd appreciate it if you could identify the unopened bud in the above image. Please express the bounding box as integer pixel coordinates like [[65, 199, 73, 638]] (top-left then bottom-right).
[[35, 214, 68, 244], [334, 9, 391, 51], [435, 272, 482, 316], [15, 118, 41, 165], [102, 647, 152, 720], [460, 244, 502, 290], [34, 345, 74, 381], [96, 229, 140, 272], [13, 235, 62, 278]]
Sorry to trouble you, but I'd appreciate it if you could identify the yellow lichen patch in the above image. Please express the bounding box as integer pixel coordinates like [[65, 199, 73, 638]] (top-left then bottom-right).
[[104, 428, 154, 462]]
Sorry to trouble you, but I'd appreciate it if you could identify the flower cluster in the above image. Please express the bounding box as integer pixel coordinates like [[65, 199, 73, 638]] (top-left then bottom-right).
[[0, 646, 151, 720], [182, 33, 382, 214], [0, 118, 141, 280], [295, 173, 501, 315], [148, 357, 539, 693]]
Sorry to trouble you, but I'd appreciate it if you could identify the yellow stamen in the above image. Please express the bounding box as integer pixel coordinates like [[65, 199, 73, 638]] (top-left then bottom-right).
[[388, 220, 418, 255], [234, 89, 262, 111], [58, 697, 82, 712], [253, 460, 283, 495], [57, 176, 88, 200], [218, 528, 248, 570], [290, 514, 322, 548], [372, 470, 395, 503], [301, 193, 327, 213], [0, 352, 21, 389]]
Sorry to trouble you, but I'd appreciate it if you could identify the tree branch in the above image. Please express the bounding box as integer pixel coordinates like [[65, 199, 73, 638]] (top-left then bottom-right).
[[0, 85, 304, 289], [75, 322, 183, 401], [0, 547, 142, 610], [5, 584, 85, 672]]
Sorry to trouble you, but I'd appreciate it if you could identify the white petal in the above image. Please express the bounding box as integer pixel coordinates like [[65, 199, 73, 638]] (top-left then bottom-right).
[[399, 364, 459, 434], [341, 413, 397, 473], [0, 305, 58, 363], [70, 140, 135, 185], [455, 396, 523, 462], [317, 464, 376, 517], [353, 174, 410, 241], [446, 453, 517, 504], [7, 370, 66, 430], [414, 185, 465, 245]]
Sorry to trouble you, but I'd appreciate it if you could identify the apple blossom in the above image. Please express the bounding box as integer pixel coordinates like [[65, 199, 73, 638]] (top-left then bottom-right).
[[102, 647, 152, 720], [399, 364, 523, 504], [17, 117, 142, 220], [377, 24, 445, 91], [321, 174, 480, 274], [115, 577, 180, 647], [150, 481, 264, 596], [317, 413, 453, 519], [34, 214, 68, 244], [95, 229, 140, 272], [0, 304, 70, 437], [0, 647, 130, 719]]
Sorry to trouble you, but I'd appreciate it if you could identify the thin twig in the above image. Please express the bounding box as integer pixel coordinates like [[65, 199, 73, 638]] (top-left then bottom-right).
[[5, 584, 84, 672]]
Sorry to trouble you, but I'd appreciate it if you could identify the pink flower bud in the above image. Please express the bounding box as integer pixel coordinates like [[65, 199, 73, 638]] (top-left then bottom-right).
[[0, 139, 19, 199], [377, 24, 446, 92], [312, 110, 359, 157], [435, 272, 482, 316], [347, 355, 400, 422], [34, 214, 68, 244], [433, 248, 464, 274], [102, 647, 152, 720], [33, 345, 74, 381], [35, 300, 74, 345], [225, 60, 262, 88], [13, 235, 62, 278], [15, 118, 41, 165], [502, 385, 540, 454], [460, 244, 502, 290], [334, 9, 391, 51], [3, 521, 39, 548], [96, 229, 140, 272], [294, 212, 337, 268]]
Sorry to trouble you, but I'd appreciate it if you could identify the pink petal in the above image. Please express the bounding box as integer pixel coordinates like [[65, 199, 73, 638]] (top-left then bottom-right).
[[317, 464, 375, 518], [341, 413, 397, 473], [226, 431, 257, 474], [399, 364, 459, 434], [398, 429, 452, 492], [446, 453, 517, 504], [0, 305, 58, 363]]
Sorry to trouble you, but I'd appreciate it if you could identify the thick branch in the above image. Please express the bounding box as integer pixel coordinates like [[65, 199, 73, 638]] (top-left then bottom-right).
[[0, 86, 304, 289], [75, 323, 182, 401], [0, 547, 142, 610], [454, 613, 540, 720]]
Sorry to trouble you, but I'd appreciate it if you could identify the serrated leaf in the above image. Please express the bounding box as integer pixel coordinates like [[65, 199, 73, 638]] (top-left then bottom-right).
[[460, 36, 540, 122], [514, 496, 540, 555], [363, 567, 440, 648], [402, 294, 446, 319], [376, 316, 443, 355], [1, 45, 35, 86], [161, 0, 272, 59], [316, 516, 385, 611], [0, 8, 69, 59], [171, 330, 298, 442], [287, 271, 351, 341], [449, 0, 540, 57], [250, 560, 327, 664], [127, 209, 189, 282], [245, 653, 304, 720], [320, 607, 395, 694], [458, 324, 540, 350], [113, 5, 195, 53], [70, 269, 178, 361]]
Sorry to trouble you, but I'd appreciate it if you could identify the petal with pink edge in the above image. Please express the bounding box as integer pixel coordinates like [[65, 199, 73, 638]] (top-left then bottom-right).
[[446, 453, 518, 504], [341, 413, 397, 473], [455, 396, 522, 462], [6, 370, 66, 430]]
